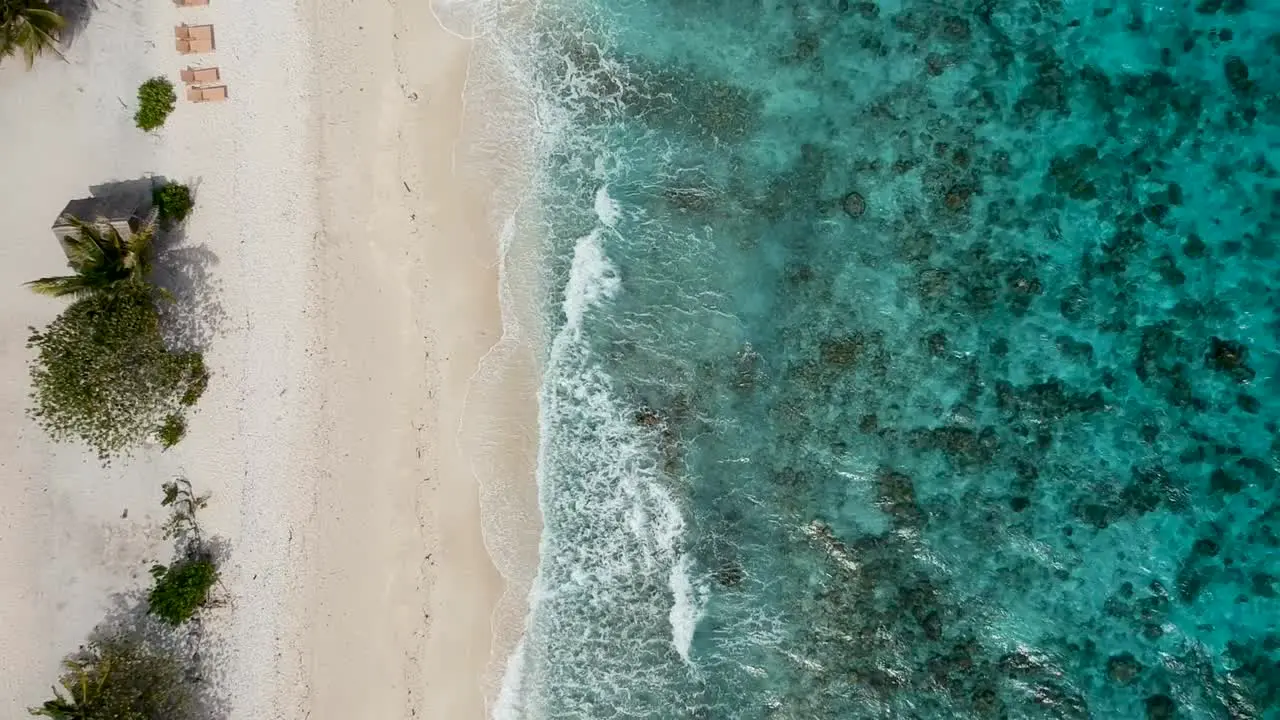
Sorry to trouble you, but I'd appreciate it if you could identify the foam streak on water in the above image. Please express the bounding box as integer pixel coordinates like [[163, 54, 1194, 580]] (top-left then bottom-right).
[[512, 227, 696, 718]]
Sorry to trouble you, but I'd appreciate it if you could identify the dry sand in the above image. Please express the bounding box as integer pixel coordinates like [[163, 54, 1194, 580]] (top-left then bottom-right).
[[0, 0, 536, 717]]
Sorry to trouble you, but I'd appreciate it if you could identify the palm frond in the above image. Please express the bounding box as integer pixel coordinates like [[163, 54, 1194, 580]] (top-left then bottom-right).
[[1, 4, 65, 68], [124, 223, 156, 278], [61, 230, 108, 271], [29, 215, 159, 299], [25, 274, 98, 299]]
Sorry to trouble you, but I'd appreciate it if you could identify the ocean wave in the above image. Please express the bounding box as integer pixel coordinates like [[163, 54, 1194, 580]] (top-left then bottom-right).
[[478, 2, 710, 715]]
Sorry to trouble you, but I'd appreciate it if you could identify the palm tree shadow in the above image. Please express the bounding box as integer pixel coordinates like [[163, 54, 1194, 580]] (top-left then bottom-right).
[[48, 0, 96, 48], [153, 225, 226, 353]]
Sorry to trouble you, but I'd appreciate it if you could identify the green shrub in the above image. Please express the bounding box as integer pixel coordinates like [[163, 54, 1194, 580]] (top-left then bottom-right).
[[29, 635, 195, 719], [134, 77, 175, 131], [148, 557, 217, 625], [153, 183, 193, 224], [178, 354, 208, 407], [26, 283, 208, 460], [147, 479, 216, 625], [156, 414, 186, 448]]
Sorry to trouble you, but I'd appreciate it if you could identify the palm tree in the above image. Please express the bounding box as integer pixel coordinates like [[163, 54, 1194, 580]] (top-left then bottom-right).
[[0, 0, 65, 68], [29, 657, 114, 719], [27, 217, 156, 299]]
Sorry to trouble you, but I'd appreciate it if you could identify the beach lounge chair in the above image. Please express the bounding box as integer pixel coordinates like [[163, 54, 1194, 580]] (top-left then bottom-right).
[[175, 24, 214, 54], [180, 67, 220, 84], [187, 85, 228, 103], [177, 0, 209, 6]]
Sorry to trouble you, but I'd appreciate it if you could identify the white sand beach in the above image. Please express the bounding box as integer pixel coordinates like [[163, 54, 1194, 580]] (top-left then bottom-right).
[[0, 0, 534, 717]]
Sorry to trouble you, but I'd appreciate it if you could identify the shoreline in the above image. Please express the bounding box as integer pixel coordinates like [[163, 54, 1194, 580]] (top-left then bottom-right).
[[301, 0, 542, 716], [448, 8, 547, 707]]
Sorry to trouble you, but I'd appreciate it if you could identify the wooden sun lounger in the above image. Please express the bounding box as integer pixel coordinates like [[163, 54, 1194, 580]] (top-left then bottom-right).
[[174, 24, 214, 54], [176, 37, 214, 54], [180, 67, 220, 84], [187, 85, 228, 103], [177, 0, 209, 6]]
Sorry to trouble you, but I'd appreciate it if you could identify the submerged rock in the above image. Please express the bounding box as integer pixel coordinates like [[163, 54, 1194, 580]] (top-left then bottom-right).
[[1120, 465, 1176, 514], [940, 15, 970, 42], [877, 468, 922, 525], [1145, 693, 1176, 719], [920, 610, 943, 640], [1211, 468, 1244, 494], [1134, 322, 1187, 382], [1183, 233, 1208, 258], [925, 53, 950, 77], [1251, 572, 1277, 598], [803, 520, 859, 572], [733, 344, 761, 392], [1192, 537, 1221, 557], [714, 561, 745, 588], [1106, 652, 1142, 684], [925, 331, 948, 357], [634, 407, 661, 426], [1059, 284, 1089, 321], [663, 186, 716, 212], [1047, 146, 1099, 200], [912, 425, 998, 467], [1016, 52, 1071, 119], [1206, 337, 1255, 381], [821, 332, 871, 366], [1224, 56, 1253, 95], [943, 185, 973, 212], [915, 267, 952, 299], [843, 191, 867, 218], [995, 378, 1104, 421], [1055, 335, 1095, 361], [897, 230, 937, 261], [1154, 253, 1186, 286]]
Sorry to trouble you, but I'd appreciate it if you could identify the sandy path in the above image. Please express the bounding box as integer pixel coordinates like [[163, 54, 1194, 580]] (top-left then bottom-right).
[[302, 0, 518, 716]]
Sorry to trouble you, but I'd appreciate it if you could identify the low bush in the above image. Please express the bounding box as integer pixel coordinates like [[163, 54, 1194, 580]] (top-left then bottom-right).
[[29, 635, 195, 719], [146, 479, 216, 625], [156, 414, 186, 448], [148, 557, 217, 625], [153, 182, 193, 224], [27, 283, 208, 460], [179, 354, 208, 407], [134, 77, 175, 131]]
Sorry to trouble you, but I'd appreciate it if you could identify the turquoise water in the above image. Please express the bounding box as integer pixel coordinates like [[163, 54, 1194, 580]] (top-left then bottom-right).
[[496, 0, 1280, 717]]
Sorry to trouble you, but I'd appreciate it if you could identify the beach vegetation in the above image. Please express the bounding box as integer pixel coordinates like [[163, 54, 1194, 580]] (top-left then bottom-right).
[[27, 218, 157, 300], [152, 182, 193, 224], [26, 283, 209, 459], [28, 635, 195, 720], [134, 77, 176, 131], [0, 0, 64, 69], [159, 478, 208, 546], [148, 557, 217, 625], [30, 481, 224, 718], [156, 414, 186, 448], [178, 355, 208, 407], [147, 479, 217, 625]]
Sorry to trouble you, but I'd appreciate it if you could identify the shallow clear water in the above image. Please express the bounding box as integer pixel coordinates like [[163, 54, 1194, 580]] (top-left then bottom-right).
[[498, 0, 1280, 717]]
